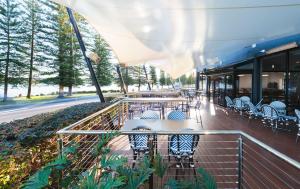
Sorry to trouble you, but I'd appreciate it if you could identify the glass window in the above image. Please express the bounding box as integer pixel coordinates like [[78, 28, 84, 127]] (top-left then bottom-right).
[[262, 72, 285, 103], [262, 53, 286, 72], [236, 74, 252, 98], [289, 49, 300, 71], [288, 73, 300, 109], [226, 75, 234, 97]]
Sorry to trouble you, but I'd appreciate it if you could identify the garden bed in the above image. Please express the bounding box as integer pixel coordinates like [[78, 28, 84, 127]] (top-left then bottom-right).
[[0, 102, 111, 188]]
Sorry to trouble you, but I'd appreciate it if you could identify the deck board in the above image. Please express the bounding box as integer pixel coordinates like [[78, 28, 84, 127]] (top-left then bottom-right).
[[107, 98, 300, 188]]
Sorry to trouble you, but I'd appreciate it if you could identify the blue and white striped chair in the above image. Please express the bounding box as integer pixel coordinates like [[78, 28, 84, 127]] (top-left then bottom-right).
[[167, 111, 199, 168], [270, 101, 286, 116], [169, 129, 199, 168], [128, 126, 152, 167], [140, 110, 160, 120], [167, 110, 186, 120], [225, 96, 234, 109], [140, 110, 159, 152], [233, 98, 244, 114], [294, 109, 300, 143], [245, 101, 263, 119], [261, 104, 279, 132]]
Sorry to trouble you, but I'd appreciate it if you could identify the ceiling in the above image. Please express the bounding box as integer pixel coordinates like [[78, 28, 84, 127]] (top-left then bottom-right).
[[52, 0, 300, 78]]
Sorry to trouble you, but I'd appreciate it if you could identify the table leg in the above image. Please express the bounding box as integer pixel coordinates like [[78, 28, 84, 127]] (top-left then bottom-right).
[[162, 103, 165, 119]]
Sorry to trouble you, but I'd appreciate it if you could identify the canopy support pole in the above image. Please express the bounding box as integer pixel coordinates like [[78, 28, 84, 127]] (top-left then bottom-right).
[[195, 71, 200, 90], [66, 8, 105, 103], [143, 65, 151, 91], [116, 65, 127, 95]]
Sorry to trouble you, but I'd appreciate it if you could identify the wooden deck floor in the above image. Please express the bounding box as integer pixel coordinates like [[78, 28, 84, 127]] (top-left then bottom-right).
[[106, 97, 300, 188], [198, 98, 300, 162]]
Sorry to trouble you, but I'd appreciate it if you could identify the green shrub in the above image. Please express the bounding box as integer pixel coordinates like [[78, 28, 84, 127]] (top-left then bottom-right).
[[16, 102, 110, 146], [0, 102, 111, 188]]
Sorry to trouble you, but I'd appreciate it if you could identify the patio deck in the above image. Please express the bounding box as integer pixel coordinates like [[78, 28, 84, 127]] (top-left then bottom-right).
[[105, 97, 300, 188], [57, 96, 300, 188], [198, 98, 300, 162]]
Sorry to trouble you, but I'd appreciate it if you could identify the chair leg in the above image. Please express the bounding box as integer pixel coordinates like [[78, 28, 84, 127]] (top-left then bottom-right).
[[132, 151, 138, 168], [189, 156, 194, 168]]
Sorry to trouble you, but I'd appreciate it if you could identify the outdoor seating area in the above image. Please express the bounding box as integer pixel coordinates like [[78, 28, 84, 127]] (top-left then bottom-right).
[[225, 96, 299, 140], [56, 90, 300, 188]]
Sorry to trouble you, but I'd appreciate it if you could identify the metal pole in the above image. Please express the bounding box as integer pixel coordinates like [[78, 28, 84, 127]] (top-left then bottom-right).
[[195, 71, 200, 90], [66, 8, 105, 103], [116, 65, 127, 94], [238, 135, 243, 189], [143, 65, 151, 91]]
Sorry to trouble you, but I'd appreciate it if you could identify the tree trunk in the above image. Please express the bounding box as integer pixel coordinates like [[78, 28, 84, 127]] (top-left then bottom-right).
[[3, 7, 10, 102], [67, 86, 72, 96], [125, 67, 129, 92], [27, 21, 35, 99], [58, 85, 64, 97]]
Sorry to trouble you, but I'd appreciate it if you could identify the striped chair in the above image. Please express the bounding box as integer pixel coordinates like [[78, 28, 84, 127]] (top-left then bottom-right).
[[261, 105, 279, 132], [169, 129, 199, 168], [270, 101, 286, 116], [128, 126, 152, 167], [294, 109, 300, 143], [140, 110, 160, 120], [225, 96, 234, 109], [245, 101, 263, 119], [167, 111, 199, 168], [167, 110, 186, 120], [140, 110, 159, 152]]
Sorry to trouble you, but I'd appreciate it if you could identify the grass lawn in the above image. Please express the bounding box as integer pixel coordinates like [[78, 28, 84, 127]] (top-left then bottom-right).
[[0, 92, 97, 106]]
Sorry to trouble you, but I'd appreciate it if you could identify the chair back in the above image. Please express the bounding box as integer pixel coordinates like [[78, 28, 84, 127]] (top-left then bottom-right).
[[295, 109, 300, 124], [128, 126, 152, 150], [167, 110, 186, 120], [270, 101, 286, 115], [261, 104, 279, 119], [225, 96, 234, 106], [169, 129, 199, 155], [240, 96, 250, 102], [233, 98, 243, 108], [140, 110, 160, 120], [255, 99, 263, 110], [246, 101, 257, 113]]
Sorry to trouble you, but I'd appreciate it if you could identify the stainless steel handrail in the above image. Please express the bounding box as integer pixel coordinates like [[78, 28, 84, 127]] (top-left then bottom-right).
[[57, 100, 121, 132], [57, 129, 300, 170]]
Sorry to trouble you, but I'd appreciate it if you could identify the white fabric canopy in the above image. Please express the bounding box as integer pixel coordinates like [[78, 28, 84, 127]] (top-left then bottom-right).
[[52, 0, 300, 78]]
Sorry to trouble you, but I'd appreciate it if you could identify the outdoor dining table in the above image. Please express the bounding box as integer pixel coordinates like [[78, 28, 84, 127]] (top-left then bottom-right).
[[121, 119, 200, 132], [122, 97, 188, 120]]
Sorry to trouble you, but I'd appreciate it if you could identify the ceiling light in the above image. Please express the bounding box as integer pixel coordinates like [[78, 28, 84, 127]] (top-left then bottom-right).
[[142, 25, 152, 33], [238, 74, 245, 77], [266, 42, 298, 55], [262, 74, 269, 77]]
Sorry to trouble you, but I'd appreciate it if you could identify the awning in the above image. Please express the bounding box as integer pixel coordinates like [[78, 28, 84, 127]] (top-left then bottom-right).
[[52, 0, 300, 78]]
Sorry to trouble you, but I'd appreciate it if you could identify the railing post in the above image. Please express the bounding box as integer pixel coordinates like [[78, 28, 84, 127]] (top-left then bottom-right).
[[57, 135, 63, 188], [238, 135, 243, 189]]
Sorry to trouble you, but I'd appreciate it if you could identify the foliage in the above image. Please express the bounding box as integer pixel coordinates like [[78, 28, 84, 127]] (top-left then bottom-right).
[[153, 153, 168, 179], [21, 144, 78, 189], [160, 70, 166, 86], [93, 35, 114, 86], [117, 156, 154, 189], [150, 66, 157, 87], [22, 0, 57, 98], [42, 5, 84, 96], [165, 168, 217, 189], [0, 102, 110, 188], [17, 102, 110, 146], [0, 0, 28, 101]]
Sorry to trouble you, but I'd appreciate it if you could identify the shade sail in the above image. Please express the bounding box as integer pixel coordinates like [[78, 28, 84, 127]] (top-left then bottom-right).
[[52, 0, 300, 78]]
